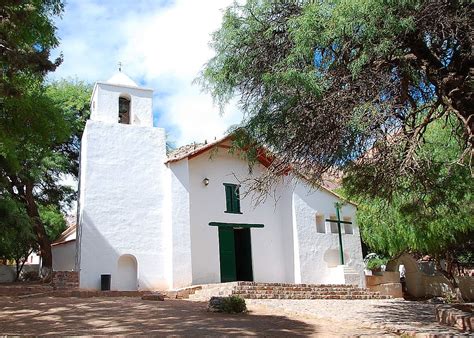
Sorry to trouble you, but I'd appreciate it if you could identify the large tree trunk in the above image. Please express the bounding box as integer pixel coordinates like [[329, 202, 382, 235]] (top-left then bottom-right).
[[24, 182, 52, 269]]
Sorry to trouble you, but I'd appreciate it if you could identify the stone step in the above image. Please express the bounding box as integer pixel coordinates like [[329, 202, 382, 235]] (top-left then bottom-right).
[[184, 282, 390, 301], [237, 281, 357, 288], [232, 291, 384, 296], [238, 294, 390, 300], [234, 286, 369, 292], [232, 291, 380, 296]]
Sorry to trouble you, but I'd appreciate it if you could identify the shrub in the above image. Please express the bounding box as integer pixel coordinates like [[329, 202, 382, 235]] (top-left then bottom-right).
[[365, 256, 388, 271], [208, 296, 247, 314], [21, 270, 40, 281], [222, 296, 247, 313]]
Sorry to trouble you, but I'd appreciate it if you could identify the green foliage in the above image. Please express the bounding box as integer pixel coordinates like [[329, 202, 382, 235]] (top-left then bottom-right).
[[221, 296, 247, 314], [0, 199, 35, 260], [0, 198, 37, 279], [200, 0, 472, 197], [365, 257, 388, 271], [0, 0, 64, 97], [457, 251, 474, 266], [0, 1, 75, 270], [0, 80, 91, 267], [45, 79, 92, 178], [345, 120, 473, 261], [40, 205, 67, 241]]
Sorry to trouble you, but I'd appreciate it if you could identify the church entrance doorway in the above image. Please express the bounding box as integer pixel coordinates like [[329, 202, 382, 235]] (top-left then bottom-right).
[[218, 227, 253, 282]]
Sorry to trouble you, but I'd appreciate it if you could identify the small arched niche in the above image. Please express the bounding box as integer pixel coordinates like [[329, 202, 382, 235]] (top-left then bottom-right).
[[116, 254, 138, 291], [118, 94, 131, 124]]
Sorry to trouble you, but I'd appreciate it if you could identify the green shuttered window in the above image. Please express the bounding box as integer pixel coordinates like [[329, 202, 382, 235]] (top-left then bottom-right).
[[224, 183, 241, 214]]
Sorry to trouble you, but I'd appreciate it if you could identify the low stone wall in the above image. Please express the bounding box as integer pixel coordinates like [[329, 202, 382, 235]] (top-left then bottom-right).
[[0, 264, 41, 283], [365, 272, 403, 298], [0, 265, 15, 283], [52, 271, 79, 290], [458, 277, 474, 302], [435, 304, 473, 332], [421, 275, 474, 301]]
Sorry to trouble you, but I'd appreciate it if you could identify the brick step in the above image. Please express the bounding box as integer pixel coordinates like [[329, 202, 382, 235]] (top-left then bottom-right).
[[234, 287, 369, 292], [235, 294, 390, 300], [237, 282, 357, 288], [232, 289, 379, 296], [185, 282, 392, 301]]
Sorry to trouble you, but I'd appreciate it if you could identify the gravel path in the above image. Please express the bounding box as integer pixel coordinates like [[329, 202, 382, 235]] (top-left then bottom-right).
[[0, 296, 467, 336], [0, 296, 386, 336], [247, 299, 466, 336]]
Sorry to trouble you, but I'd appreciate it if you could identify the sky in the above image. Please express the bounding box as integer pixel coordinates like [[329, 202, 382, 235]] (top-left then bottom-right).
[[50, 0, 242, 147]]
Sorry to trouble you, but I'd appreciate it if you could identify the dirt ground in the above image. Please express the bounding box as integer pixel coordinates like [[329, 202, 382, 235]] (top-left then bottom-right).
[[0, 296, 393, 336]]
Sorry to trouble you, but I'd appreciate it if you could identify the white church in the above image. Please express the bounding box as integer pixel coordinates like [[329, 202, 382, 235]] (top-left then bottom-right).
[[51, 73, 366, 291]]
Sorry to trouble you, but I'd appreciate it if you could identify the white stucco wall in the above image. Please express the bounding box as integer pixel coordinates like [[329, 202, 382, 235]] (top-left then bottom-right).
[[90, 83, 153, 127], [169, 160, 192, 289], [78, 120, 169, 290], [292, 184, 364, 285], [188, 147, 295, 285], [52, 242, 76, 271], [185, 146, 364, 287]]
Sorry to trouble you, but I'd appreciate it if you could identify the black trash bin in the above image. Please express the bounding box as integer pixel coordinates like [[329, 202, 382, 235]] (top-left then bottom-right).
[[101, 274, 111, 291]]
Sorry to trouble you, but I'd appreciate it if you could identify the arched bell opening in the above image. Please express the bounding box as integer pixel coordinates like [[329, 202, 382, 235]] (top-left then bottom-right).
[[118, 94, 131, 124]]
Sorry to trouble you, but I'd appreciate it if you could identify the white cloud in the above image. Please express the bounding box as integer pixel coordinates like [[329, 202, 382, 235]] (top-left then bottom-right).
[[51, 0, 242, 146]]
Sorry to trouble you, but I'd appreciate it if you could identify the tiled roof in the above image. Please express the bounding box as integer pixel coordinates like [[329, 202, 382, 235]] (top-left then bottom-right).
[[166, 142, 206, 162], [166, 135, 232, 163], [52, 224, 76, 246]]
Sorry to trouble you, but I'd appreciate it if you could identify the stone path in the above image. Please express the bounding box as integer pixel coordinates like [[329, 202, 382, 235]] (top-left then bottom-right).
[[246, 299, 468, 336], [0, 296, 390, 336]]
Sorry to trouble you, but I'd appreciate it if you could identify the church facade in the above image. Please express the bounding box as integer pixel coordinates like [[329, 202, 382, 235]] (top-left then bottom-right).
[[52, 73, 365, 291]]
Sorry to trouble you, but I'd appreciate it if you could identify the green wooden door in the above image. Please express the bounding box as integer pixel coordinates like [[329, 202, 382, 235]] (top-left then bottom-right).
[[218, 227, 236, 282]]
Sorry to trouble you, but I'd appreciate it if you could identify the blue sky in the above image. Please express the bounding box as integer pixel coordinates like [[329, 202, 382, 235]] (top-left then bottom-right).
[[50, 0, 241, 146]]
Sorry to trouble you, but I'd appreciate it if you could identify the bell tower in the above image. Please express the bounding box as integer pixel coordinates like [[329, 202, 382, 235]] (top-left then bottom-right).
[[90, 72, 153, 127], [77, 72, 170, 291]]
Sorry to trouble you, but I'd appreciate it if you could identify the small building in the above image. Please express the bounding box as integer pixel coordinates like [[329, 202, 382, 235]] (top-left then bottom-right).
[[53, 73, 365, 291], [52, 224, 76, 272]]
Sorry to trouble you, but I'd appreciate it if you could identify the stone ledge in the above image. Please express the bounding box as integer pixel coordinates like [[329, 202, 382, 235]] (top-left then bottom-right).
[[142, 293, 165, 301], [435, 304, 473, 332]]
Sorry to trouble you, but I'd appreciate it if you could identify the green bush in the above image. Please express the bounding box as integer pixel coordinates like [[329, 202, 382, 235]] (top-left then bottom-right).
[[366, 257, 388, 271], [221, 296, 247, 314]]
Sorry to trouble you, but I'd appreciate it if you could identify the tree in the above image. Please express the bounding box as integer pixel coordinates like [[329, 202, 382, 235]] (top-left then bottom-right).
[[0, 1, 83, 274], [1, 0, 63, 98], [200, 0, 473, 197], [0, 198, 37, 280], [0, 80, 91, 272], [345, 119, 473, 286]]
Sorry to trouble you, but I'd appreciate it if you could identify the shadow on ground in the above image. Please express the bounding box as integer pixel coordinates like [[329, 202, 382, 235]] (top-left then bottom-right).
[[365, 300, 464, 334], [0, 297, 315, 336]]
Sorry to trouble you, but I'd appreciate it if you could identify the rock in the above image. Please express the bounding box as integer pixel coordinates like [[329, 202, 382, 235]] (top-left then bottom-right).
[[142, 293, 165, 301], [428, 297, 446, 304], [0, 265, 15, 283], [208, 296, 226, 312]]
